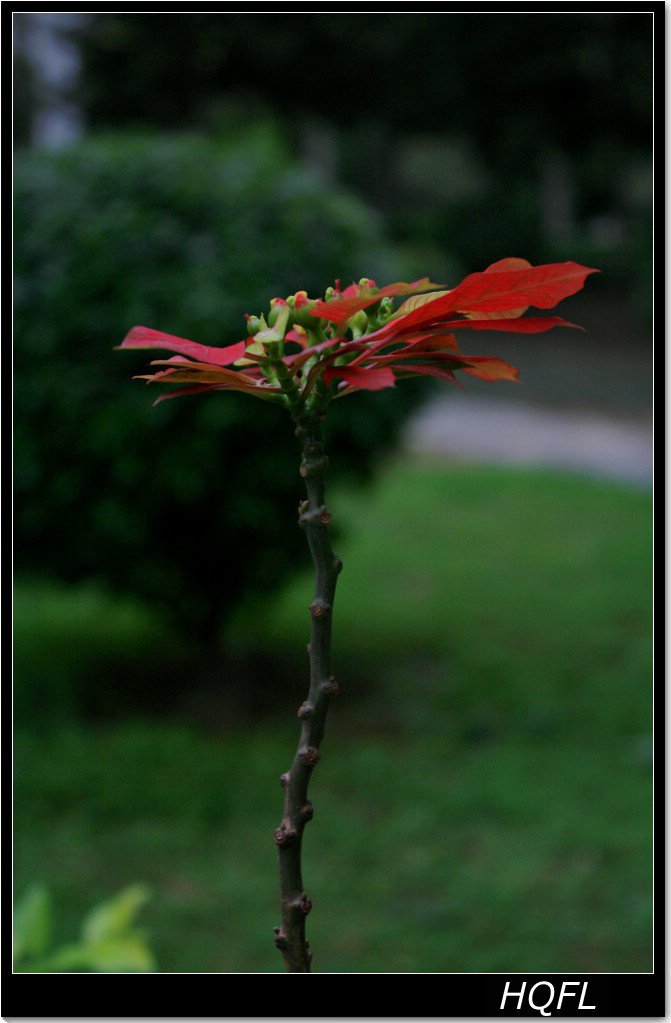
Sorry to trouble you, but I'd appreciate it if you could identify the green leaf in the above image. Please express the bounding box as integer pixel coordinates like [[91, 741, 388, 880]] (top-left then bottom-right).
[[13, 884, 52, 963], [77, 936, 156, 973], [27, 943, 93, 973], [22, 936, 155, 973], [81, 883, 151, 945]]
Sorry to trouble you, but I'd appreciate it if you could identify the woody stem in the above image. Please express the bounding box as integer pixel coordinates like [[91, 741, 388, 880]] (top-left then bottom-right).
[[273, 411, 342, 973]]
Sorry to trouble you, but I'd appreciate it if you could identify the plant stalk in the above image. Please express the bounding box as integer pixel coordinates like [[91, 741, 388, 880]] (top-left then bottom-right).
[[273, 411, 342, 973]]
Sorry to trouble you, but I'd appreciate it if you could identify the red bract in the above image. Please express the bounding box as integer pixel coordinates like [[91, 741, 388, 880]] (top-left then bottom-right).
[[118, 259, 598, 410]]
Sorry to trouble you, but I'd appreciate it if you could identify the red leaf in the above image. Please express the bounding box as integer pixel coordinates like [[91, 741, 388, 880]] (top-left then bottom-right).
[[348, 314, 574, 372], [476, 258, 533, 315], [392, 364, 463, 387], [151, 382, 282, 405], [285, 327, 309, 348], [137, 362, 279, 392], [459, 356, 520, 382], [435, 315, 582, 334], [381, 353, 519, 383], [483, 257, 533, 273], [147, 358, 262, 381], [391, 332, 461, 356], [323, 365, 396, 391], [441, 261, 598, 314], [150, 354, 263, 375], [348, 331, 462, 367], [366, 262, 596, 343], [393, 262, 528, 319], [366, 354, 464, 373], [119, 326, 246, 367], [151, 383, 225, 405]]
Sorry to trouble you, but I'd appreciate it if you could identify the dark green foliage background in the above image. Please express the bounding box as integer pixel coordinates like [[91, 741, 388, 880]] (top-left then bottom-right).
[[70, 12, 653, 308], [14, 129, 426, 648]]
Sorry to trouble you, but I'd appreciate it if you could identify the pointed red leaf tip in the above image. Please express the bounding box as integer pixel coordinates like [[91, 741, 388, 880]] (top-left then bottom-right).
[[436, 315, 583, 334], [151, 383, 225, 406], [310, 277, 444, 325], [119, 326, 246, 367], [323, 365, 396, 391]]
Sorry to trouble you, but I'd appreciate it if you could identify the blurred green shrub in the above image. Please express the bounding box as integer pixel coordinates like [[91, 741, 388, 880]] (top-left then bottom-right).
[[14, 882, 155, 972], [14, 129, 427, 649]]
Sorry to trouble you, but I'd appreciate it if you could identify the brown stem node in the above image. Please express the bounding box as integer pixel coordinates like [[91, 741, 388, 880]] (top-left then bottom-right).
[[294, 893, 312, 915], [297, 701, 313, 719], [300, 455, 329, 478], [274, 825, 297, 845], [298, 746, 321, 767]]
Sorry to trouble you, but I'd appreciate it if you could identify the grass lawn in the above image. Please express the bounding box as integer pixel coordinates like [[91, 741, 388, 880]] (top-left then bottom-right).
[[13, 461, 653, 973]]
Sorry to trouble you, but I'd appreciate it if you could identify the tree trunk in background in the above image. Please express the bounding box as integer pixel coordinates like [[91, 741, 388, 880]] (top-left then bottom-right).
[[13, 12, 87, 150]]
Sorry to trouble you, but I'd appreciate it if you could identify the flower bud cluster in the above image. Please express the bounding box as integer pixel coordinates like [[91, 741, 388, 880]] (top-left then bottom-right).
[[244, 278, 396, 357]]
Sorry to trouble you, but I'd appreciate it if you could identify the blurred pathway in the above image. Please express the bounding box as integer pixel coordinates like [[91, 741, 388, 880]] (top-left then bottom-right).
[[404, 395, 653, 487]]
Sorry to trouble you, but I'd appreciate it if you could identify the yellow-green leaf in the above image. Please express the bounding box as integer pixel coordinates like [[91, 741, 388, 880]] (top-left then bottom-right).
[[393, 289, 454, 317], [81, 883, 151, 945], [13, 884, 52, 962], [79, 936, 156, 973]]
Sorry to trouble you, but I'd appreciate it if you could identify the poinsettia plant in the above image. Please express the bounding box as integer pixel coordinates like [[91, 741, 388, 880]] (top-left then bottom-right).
[[119, 257, 597, 973]]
